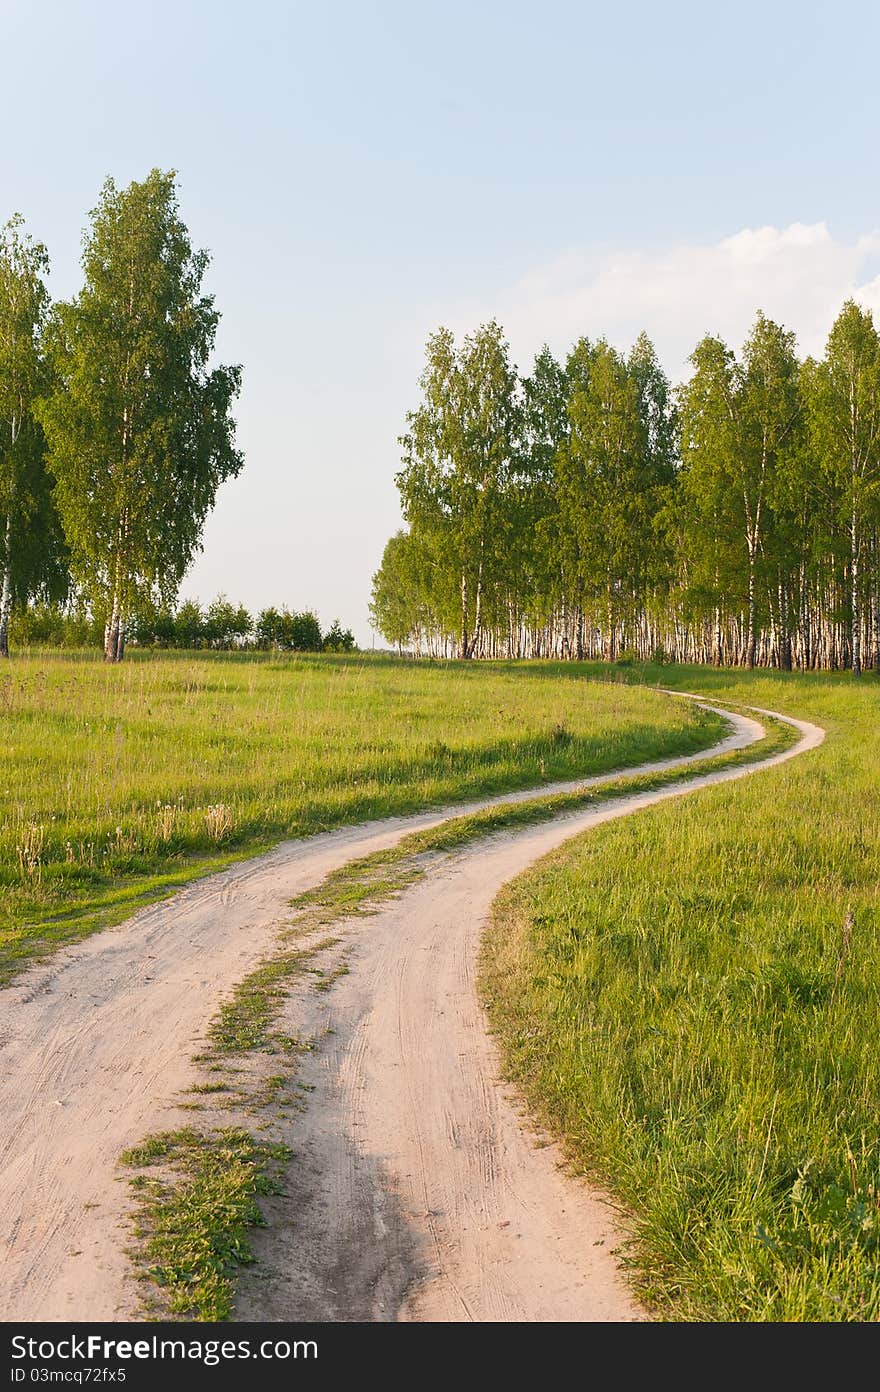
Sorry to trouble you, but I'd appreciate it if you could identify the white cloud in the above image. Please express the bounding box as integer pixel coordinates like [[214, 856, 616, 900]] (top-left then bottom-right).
[[447, 223, 880, 380]]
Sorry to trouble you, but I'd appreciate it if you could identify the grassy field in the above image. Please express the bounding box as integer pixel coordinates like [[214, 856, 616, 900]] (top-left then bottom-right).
[[0, 649, 721, 983], [482, 662, 880, 1321]]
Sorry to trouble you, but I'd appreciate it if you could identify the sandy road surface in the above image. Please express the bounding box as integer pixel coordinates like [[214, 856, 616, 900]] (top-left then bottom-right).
[[0, 700, 823, 1321]]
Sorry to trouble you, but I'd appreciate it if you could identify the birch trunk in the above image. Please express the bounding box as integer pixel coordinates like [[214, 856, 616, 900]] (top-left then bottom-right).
[[0, 512, 11, 658], [605, 597, 616, 662], [746, 540, 757, 669], [712, 606, 723, 666], [459, 569, 469, 660], [0, 409, 21, 659], [468, 551, 484, 659], [872, 537, 880, 670], [851, 503, 861, 677], [778, 581, 792, 671], [104, 592, 120, 663]]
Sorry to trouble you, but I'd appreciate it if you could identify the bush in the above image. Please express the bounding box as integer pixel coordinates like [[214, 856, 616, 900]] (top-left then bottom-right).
[[10, 602, 102, 648], [322, 619, 356, 652], [10, 596, 355, 655], [203, 597, 252, 649], [254, 607, 323, 652]]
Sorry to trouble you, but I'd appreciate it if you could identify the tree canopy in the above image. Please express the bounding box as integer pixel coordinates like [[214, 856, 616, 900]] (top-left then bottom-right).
[[374, 305, 880, 671], [0, 216, 66, 657], [38, 170, 243, 660]]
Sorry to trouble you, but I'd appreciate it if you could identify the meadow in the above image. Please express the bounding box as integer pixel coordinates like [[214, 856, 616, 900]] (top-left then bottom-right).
[[482, 662, 880, 1321], [0, 649, 719, 983], [8, 645, 877, 1321]]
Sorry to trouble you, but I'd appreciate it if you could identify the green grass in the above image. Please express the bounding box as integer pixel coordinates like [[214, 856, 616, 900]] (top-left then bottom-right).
[[0, 649, 721, 983], [120, 1127, 290, 1320], [204, 948, 318, 1056], [482, 661, 880, 1321]]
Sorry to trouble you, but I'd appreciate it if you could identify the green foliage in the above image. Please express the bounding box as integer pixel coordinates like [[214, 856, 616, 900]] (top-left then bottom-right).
[[321, 618, 356, 652], [202, 596, 253, 649], [254, 605, 322, 651], [37, 170, 243, 660], [11, 595, 356, 653], [0, 215, 67, 655], [10, 600, 101, 647], [396, 321, 521, 658], [807, 301, 880, 675], [382, 322, 676, 661], [133, 595, 252, 649], [170, 599, 204, 649], [370, 528, 439, 652], [376, 303, 880, 673], [677, 315, 802, 666]]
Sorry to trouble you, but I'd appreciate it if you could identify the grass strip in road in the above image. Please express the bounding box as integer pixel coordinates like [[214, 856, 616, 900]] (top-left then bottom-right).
[[203, 946, 321, 1057], [120, 1128, 290, 1321]]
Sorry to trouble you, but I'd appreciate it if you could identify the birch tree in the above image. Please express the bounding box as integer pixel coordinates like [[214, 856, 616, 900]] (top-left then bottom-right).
[[678, 321, 797, 667], [370, 529, 432, 652], [374, 305, 880, 670], [396, 322, 519, 658], [808, 301, 880, 677], [738, 314, 801, 665], [558, 339, 644, 659], [0, 216, 56, 657], [628, 332, 678, 630], [38, 170, 243, 661], [521, 347, 570, 650]]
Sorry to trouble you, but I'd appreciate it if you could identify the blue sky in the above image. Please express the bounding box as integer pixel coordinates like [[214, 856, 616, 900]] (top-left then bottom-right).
[[3, 0, 878, 641]]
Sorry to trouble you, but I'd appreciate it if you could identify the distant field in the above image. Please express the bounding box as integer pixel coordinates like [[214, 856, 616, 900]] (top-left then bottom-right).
[[0, 650, 722, 982], [483, 663, 880, 1321]]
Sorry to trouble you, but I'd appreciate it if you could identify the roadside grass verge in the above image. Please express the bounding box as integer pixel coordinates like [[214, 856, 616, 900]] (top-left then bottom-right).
[[0, 650, 721, 983], [481, 664, 880, 1321], [120, 696, 790, 1319]]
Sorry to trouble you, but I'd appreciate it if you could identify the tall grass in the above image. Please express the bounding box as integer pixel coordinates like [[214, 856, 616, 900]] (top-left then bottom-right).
[[482, 664, 880, 1321], [0, 650, 716, 981]]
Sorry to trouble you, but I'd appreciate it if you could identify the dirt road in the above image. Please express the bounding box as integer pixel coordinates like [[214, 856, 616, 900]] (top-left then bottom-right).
[[0, 701, 824, 1321]]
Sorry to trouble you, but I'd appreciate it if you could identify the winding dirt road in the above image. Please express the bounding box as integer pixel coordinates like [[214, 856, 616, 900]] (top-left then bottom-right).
[[0, 698, 824, 1322]]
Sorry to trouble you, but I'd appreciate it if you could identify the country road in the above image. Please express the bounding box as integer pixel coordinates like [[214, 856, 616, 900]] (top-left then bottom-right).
[[0, 698, 824, 1322]]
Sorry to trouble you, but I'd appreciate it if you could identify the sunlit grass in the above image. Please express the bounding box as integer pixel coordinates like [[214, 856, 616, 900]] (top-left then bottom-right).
[[0, 649, 718, 981], [482, 662, 880, 1321], [120, 1127, 290, 1321]]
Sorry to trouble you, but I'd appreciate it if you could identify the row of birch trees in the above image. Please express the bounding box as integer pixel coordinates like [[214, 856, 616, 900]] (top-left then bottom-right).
[[0, 170, 241, 661], [371, 305, 880, 672]]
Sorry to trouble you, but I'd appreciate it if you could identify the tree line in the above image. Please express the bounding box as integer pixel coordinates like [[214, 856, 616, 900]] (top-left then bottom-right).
[[9, 596, 355, 654], [0, 170, 241, 662], [371, 305, 880, 673]]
